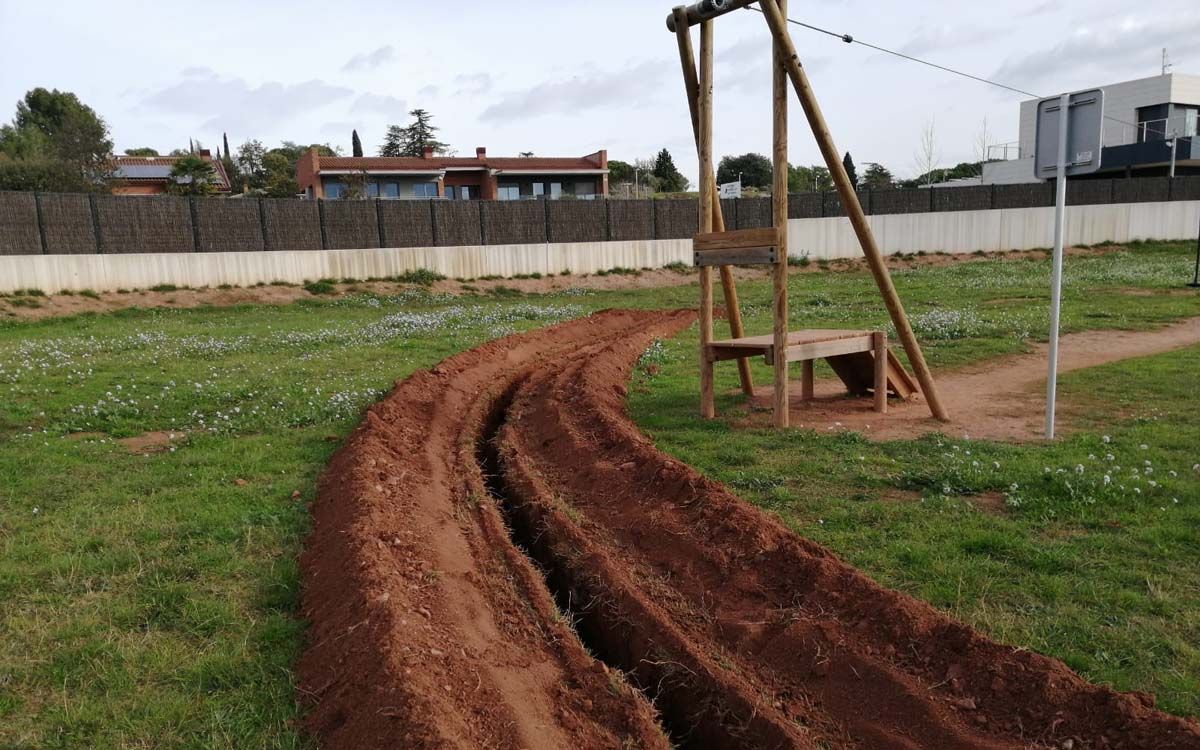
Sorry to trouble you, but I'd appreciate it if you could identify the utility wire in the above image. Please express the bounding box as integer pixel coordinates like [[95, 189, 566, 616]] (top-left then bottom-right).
[[746, 6, 1153, 134]]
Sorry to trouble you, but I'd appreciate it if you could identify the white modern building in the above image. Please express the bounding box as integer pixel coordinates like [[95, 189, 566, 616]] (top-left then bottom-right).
[[983, 73, 1200, 184]]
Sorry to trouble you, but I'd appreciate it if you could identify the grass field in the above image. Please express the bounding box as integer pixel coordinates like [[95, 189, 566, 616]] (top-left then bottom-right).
[[1, 242, 1197, 748]]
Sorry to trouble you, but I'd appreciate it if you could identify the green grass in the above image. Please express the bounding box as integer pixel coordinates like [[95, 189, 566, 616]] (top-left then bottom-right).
[[302, 280, 336, 295], [0, 241, 1197, 747]]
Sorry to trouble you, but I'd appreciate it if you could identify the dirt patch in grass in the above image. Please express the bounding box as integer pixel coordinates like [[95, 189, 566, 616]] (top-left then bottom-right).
[[116, 430, 184, 454], [740, 316, 1200, 443]]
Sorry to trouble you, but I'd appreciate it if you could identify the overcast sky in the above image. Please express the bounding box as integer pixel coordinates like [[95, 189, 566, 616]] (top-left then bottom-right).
[[1, 0, 1197, 183]]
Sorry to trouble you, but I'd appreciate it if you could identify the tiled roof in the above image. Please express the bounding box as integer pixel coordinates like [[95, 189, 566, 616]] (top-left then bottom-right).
[[317, 154, 605, 172]]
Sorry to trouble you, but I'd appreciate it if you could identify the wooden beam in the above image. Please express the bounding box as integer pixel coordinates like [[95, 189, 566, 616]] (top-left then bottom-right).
[[693, 227, 778, 251], [666, 0, 758, 32], [771, 0, 789, 428], [698, 18, 716, 419], [757, 0, 949, 422], [873, 332, 888, 414], [673, 6, 754, 397], [695, 247, 777, 266], [771, 335, 875, 365], [801, 359, 814, 401]]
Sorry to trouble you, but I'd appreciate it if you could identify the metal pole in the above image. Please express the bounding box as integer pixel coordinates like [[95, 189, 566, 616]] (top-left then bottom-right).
[[1045, 92, 1071, 440], [1169, 136, 1177, 178], [1189, 206, 1200, 288]]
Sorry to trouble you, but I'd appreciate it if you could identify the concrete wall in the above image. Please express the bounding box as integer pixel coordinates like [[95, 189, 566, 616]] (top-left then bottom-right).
[[1, 200, 1196, 293]]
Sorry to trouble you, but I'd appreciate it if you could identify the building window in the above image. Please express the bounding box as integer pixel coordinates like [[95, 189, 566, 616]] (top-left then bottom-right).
[[325, 182, 345, 199], [532, 182, 545, 198], [460, 186, 472, 200], [550, 182, 563, 199], [413, 182, 438, 198], [445, 186, 457, 200], [367, 182, 380, 198], [498, 184, 520, 200], [575, 181, 595, 198], [381, 182, 399, 198]]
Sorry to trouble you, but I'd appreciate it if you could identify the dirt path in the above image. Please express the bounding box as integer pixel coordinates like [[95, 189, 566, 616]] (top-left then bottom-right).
[[301, 309, 1200, 749], [739, 316, 1200, 441]]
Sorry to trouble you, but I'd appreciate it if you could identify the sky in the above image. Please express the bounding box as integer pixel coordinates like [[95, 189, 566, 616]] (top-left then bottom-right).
[[1, 0, 1197, 184]]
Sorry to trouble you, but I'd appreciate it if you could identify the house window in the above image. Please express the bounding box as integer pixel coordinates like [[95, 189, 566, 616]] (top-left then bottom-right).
[[498, 184, 520, 200], [413, 182, 438, 198], [532, 182, 545, 198], [550, 182, 563, 199], [445, 186, 457, 200], [367, 182, 380, 198], [575, 181, 595, 198], [460, 186, 472, 200], [381, 182, 399, 198], [325, 181, 345, 199]]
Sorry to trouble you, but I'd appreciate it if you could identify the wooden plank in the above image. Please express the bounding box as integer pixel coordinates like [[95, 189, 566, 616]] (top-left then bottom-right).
[[801, 359, 814, 401], [674, 6, 754, 397], [873, 332, 887, 413], [693, 227, 778, 252], [698, 18, 715, 420], [757, 0, 948, 422], [772, 335, 874, 365], [708, 345, 767, 362], [714, 329, 869, 349], [886, 351, 919, 399], [694, 246, 776, 266], [771, 0, 789, 428]]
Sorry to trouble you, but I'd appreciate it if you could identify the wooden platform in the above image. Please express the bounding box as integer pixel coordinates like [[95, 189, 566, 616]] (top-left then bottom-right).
[[705, 328, 917, 402]]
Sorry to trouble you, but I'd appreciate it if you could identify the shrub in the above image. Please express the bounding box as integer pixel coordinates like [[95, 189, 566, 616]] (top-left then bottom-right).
[[394, 269, 446, 285], [149, 284, 180, 293], [304, 280, 337, 295], [79, 289, 100, 299]]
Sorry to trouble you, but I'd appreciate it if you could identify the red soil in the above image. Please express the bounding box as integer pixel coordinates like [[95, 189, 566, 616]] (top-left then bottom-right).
[[299, 309, 1200, 749]]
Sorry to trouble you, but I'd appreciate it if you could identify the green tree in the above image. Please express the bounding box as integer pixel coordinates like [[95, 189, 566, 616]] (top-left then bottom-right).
[[787, 164, 833, 193], [262, 151, 299, 197], [608, 159, 634, 184], [717, 153, 772, 189], [166, 154, 216, 196], [400, 109, 448, 157], [861, 162, 894, 190], [842, 152, 858, 189], [351, 129, 363, 158], [0, 154, 96, 192], [652, 148, 688, 192], [0, 88, 113, 187], [379, 125, 404, 157], [124, 147, 159, 156], [235, 139, 268, 189]]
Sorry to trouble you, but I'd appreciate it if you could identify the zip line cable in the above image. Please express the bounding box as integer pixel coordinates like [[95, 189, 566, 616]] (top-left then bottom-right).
[[744, 6, 1149, 134]]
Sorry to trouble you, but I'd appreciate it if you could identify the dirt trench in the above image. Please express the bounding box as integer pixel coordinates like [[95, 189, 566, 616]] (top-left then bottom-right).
[[299, 308, 1200, 749]]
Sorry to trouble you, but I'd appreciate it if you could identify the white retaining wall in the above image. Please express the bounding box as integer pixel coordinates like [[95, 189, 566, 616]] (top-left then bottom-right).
[[1, 201, 1196, 293]]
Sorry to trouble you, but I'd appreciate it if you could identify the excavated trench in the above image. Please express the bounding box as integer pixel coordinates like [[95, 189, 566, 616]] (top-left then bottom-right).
[[299, 309, 1200, 750], [477, 385, 776, 749]]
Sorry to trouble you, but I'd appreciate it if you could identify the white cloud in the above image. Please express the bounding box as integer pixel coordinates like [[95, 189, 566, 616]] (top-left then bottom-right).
[[481, 61, 666, 121], [342, 46, 396, 72]]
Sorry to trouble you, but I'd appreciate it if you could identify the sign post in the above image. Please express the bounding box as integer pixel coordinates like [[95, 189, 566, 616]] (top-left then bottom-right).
[[1034, 89, 1104, 439], [719, 179, 742, 199]]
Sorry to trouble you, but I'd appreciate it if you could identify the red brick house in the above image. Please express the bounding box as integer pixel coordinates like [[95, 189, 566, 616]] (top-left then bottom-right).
[[296, 146, 609, 200], [110, 150, 231, 195]]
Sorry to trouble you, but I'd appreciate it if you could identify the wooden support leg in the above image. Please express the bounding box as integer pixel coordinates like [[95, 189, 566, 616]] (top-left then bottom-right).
[[873, 331, 887, 414], [698, 18, 716, 419], [673, 6, 754, 398], [801, 359, 814, 401], [757, 0, 949, 422], [771, 0, 789, 428]]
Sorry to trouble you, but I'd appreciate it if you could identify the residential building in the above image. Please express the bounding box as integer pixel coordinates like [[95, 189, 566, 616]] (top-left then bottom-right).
[[296, 146, 609, 200], [109, 150, 231, 195], [983, 73, 1200, 185]]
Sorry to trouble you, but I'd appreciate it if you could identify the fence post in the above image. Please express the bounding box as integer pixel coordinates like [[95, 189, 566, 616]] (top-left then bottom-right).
[[376, 198, 387, 247], [652, 199, 659, 239], [604, 198, 612, 242], [88, 193, 103, 253], [317, 198, 329, 249], [543, 200, 551, 243], [1109, 178, 1116, 204], [732, 197, 739, 229], [258, 196, 270, 251], [429, 200, 439, 246], [819, 191, 825, 218], [990, 184, 997, 210], [1168, 175, 1174, 202], [929, 187, 936, 213], [863, 189, 872, 216], [33, 192, 49, 255], [188, 196, 202, 252], [478, 201, 488, 245]]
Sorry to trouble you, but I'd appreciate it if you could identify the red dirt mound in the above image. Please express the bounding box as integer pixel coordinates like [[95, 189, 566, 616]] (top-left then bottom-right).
[[300, 309, 1200, 749]]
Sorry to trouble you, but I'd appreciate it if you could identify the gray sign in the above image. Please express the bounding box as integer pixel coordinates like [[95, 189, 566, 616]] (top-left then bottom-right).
[[1034, 89, 1105, 179]]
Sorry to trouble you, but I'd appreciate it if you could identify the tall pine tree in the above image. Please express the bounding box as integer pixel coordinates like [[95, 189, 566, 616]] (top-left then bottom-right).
[[842, 152, 858, 189], [351, 129, 363, 157], [379, 125, 405, 157], [399, 109, 448, 157], [652, 148, 688, 193]]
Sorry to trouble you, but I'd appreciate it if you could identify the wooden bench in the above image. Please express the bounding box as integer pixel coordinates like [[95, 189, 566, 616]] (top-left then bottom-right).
[[705, 329, 917, 413]]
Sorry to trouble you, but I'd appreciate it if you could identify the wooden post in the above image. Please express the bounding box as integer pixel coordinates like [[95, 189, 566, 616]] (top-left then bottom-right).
[[873, 331, 887, 414], [673, 7, 754, 397], [698, 18, 716, 419], [757, 0, 949, 422], [771, 0, 789, 427]]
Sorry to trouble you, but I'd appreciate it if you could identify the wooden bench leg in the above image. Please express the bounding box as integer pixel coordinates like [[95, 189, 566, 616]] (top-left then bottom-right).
[[801, 359, 814, 401], [873, 331, 887, 414]]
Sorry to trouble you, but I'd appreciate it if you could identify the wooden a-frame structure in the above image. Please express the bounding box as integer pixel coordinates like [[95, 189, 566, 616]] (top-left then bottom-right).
[[668, 0, 949, 427]]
